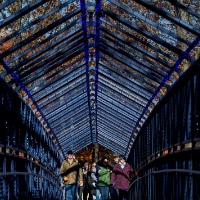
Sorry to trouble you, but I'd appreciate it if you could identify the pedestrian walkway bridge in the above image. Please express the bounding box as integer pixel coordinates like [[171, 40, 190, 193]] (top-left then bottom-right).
[[0, 0, 199, 199]]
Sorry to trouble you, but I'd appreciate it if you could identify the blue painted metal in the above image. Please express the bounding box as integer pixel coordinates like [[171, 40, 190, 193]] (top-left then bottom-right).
[[125, 37, 200, 155], [0, 79, 63, 198], [0, 60, 64, 158]]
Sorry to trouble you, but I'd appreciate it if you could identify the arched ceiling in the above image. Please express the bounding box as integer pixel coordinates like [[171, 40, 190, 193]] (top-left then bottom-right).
[[0, 0, 199, 158]]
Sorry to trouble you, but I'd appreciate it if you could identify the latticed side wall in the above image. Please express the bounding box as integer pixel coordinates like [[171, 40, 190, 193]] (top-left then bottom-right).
[[128, 64, 200, 200], [0, 79, 63, 199]]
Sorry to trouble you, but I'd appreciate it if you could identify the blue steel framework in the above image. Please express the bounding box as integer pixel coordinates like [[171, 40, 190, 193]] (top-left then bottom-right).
[[0, 79, 62, 199], [128, 61, 200, 199], [0, 0, 199, 198], [0, 0, 199, 156]]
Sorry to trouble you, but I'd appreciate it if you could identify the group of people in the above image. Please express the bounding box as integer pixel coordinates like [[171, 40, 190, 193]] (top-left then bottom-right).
[[60, 150, 135, 200]]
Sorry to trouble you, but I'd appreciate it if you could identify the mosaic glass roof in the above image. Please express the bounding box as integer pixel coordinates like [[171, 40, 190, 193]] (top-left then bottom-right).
[[0, 0, 199, 158]]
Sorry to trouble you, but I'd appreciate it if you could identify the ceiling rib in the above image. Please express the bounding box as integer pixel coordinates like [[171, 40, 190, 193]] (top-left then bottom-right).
[[133, 0, 200, 37], [0, 0, 49, 29], [103, 8, 184, 55], [0, 0, 77, 47], [98, 61, 154, 97], [108, 0, 190, 46], [99, 57, 157, 93], [101, 28, 173, 69], [14, 30, 83, 74], [8, 18, 81, 66], [100, 18, 177, 64], [20, 40, 84, 80], [101, 37, 166, 80], [28, 60, 85, 93], [100, 44, 162, 85], [97, 87, 143, 117], [0, 8, 81, 59]]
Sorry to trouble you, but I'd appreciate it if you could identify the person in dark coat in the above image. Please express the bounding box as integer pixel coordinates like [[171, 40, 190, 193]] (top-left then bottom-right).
[[79, 162, 91, 200], [110, 155, 133, 200], [87, 162, 97, 200]]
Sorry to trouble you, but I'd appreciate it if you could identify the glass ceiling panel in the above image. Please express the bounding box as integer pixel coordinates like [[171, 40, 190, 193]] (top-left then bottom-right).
[[99, 56, 157, 93], [16, 31, 83, 78], [102, 12, 179, 57], [152, 0, 200, 26], [3, 9, 80, 61], [19, 43, 84, 85], [98, 75, 148, 107], [55, 122, 89, 138], [101, 33, 170, 78], [30, 62, 85, 95], [48, 99, 88, 125], [98, 128, 129, 146], [97, 84, 142, 116], [97, 93, 140, 121], [97, 118, 135, 139], [28, 59, 85, 93], [62, 139, 91, 153], [50, 99, 88, 122], [60, 140, 92, 155], [35, 75, 86, 104], [0, 0, 43, 22], [101, 133, 131, 147], [99, 63, 152, 99], [98, 104, 135, 127], [57, 118, 90, 139], [97, 94, 138, 122], [7, 17, 82, 65], [98, 139, 125, 154], [98, 134, 126, 152], [98, 74, 148, 107], [61, 131, 91, 145], [100, 52, 160, 93], [41, 85, 86, 118], [100, 18, 176, 69], [53, 110, 89, 132], [97, 119, 131, 140], [46, 92, 87, 121], [100, 42, 163, 84], [57, 124, 90, 139], [97, 104, 132, 127], [41, 96, 87, 121], [72, 142, 92, 153], [60, 133, 91, 148]]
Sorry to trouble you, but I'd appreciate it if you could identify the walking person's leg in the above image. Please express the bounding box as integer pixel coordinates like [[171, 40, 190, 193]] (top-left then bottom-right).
[[99, 186, 109, 200], [96, 186, 101, 200], [72, 184, 78, 200], [65, 184, 73, 200], [79, 186, 84, 200]]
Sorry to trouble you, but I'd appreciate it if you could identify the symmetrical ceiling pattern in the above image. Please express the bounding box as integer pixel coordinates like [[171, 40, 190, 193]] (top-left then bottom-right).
[[0, 0, 199, 158]]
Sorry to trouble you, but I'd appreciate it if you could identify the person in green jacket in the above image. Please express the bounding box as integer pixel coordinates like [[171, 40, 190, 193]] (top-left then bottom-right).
[[97, 156, 111, 200]]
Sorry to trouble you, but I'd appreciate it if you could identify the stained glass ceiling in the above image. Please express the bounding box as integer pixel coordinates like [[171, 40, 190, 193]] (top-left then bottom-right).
[[0, 0, 199, 159]]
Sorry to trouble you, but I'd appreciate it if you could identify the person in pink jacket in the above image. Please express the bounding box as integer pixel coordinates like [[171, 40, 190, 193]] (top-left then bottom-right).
[[110, 155, 133, 200]]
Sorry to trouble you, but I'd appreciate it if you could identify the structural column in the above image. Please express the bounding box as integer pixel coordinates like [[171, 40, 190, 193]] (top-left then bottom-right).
[[93, 142, 99, 162]]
